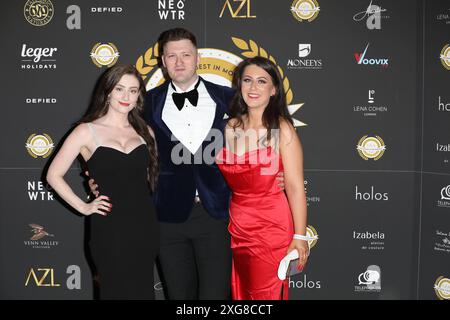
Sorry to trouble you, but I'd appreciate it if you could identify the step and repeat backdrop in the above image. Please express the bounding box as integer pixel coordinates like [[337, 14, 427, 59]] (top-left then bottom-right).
[[0, 0, 449, 300]]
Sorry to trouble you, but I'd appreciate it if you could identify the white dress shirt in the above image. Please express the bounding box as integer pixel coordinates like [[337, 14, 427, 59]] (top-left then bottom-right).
[[162, 78, 216, 155]]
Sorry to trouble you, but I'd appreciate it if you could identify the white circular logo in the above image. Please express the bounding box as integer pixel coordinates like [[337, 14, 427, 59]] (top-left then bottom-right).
[[26, 134, 54, 158], [434, 276, 450, 300], [440, 44, 450, 70], [306, 225, 319, 249], [357, 135, 386, 160], [90, 43, 120, 68], [358, 270, 380, 284], [290, 0, 320, 22], [441, 185, 450, 200]]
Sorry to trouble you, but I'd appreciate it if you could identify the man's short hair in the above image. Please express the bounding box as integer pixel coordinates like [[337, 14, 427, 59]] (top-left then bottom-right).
[[158, 28, 198, 55]]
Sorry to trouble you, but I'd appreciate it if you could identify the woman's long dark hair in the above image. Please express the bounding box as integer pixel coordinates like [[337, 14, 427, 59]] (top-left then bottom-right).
[[229, 56, 294, 145], [79, 64, 159, 191]]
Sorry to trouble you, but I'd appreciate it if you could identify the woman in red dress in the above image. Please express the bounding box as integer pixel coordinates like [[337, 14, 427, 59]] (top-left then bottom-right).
[[216, 57, 309, 300]]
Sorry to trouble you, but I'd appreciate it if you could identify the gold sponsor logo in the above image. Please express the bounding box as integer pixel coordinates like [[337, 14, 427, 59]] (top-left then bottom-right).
[[357, 135, 386, 160], [219, 0, 256, 18], [291, 0, 320, 22], [90, 43, 120, 68], [25, 268, 60, 287], [24, 0, 54, 26], [26, 133, 54, 158], [440, 44, 450, 70], [434, 276, 450, 300], [306, 225, 319, 249]]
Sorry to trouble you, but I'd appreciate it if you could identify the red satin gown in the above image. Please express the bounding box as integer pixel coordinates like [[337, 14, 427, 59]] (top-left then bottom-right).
[[216, 146, 294, 300]]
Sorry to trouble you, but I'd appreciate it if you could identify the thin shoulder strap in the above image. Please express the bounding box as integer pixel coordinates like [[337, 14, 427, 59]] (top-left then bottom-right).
[[87, 123, 101, 147]]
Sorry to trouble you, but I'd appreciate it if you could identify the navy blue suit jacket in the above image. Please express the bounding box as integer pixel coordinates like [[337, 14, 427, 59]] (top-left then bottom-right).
[[143, 77, 234, 223]]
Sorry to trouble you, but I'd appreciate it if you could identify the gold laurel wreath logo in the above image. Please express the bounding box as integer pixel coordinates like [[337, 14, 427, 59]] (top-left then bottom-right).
[[434, 276, 450, 300], [357, 135, 385, 161], [26, 133, 54, 158], [231, 37, 293, 105], [306, 225, 318, 249], [135, 39, 294, 107], [135, 43, 160, 81]]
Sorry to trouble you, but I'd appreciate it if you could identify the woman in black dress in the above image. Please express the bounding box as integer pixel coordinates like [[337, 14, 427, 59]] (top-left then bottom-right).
[[47, 64, 159, 299]]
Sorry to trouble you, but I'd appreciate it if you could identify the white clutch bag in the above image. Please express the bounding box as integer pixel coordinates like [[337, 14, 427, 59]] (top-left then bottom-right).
[[277, 235, 318, 280], [277, 249, 301, 281]]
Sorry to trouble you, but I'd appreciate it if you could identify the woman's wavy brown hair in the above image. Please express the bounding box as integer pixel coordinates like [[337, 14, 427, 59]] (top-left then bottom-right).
[[229, 56, 294, 145], [79, 64, 158, 191]]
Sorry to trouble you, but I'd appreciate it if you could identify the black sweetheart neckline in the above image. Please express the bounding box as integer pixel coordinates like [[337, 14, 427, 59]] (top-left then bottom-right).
[[86, 144, 146, 163]]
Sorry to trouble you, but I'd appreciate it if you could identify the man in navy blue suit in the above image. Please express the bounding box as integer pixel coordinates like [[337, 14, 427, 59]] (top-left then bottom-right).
[[143, 28, 233, 300]]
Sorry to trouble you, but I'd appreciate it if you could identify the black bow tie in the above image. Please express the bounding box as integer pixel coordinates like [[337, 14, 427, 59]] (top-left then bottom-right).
[[171, 79, 201, 111]]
